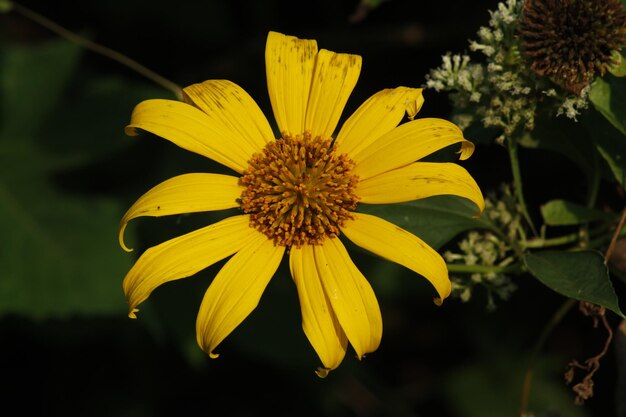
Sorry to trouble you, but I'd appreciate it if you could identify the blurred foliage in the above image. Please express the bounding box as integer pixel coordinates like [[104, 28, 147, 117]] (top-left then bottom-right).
[[1, 0, 625, 417]]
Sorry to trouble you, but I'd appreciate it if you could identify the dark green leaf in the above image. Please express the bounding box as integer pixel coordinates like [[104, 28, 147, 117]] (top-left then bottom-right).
[[583, 108, 626, 186], [0, 39, 167, 319], [540, 199, 614, 226], [524, 250, 624, 317], [589, 76, 626, 135], [518, 114, 598, 194], [0, 163, 131, 318], [0, 39, 81, 140], [357, 195, 492, 249]]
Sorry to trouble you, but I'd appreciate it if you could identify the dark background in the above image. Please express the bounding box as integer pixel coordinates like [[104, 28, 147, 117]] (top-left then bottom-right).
[[1, 1, 623, 416]]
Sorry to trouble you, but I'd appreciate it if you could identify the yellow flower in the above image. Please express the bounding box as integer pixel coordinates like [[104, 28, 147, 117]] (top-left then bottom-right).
[[119, 31, 485, 377]]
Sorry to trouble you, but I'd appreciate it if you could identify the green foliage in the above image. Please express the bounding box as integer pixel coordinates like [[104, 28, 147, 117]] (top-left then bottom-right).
[[0, 0, 12, 13], [589, 76, 626, 135], [0, 39, 164, 318], [357, 195, 492, 249], [444, 353, 589, 417], [540, 200, 614, 226], [588, 76, 626, 187], [524, 251, 624, 317], [1, 2, 624, 416], [584, 106, 626, 187]]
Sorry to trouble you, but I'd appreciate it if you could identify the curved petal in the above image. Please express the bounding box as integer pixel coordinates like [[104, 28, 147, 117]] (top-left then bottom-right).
[[334, 87, 424, 156], [196, 231, 285, 358], [183, 80, 275, 153], [265, 31, 318, 137], [357, 162, 485, 214], [290, 245, 348, 377], [123, 215, 255, 319], [125, 99, 254, 173], [304, 49, 361, 139], [341, 213, 451, 302], [313, 238, 382, 360], [352, 118, 475, 180], [119, 173, 243, 252]]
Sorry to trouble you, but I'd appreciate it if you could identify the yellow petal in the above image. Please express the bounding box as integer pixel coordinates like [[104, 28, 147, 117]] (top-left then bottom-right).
[[341, 213, 451, 301], [196, 231, 285, 358], [125, 99, 254, 173], [351, 118, 475, 180], [123, 215, 255, 318], [265, 31, 318, 137], [313, 238, 382, 359], [304, 49, 362, 139], [119, 173, 243, 252], [290, 245, 348, 377], [334, 87, 424, 156], [183, 80, 275, 153], [357, 162, 485, 214]]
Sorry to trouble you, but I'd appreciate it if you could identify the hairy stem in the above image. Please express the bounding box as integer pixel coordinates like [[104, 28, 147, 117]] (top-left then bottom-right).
[[507, 137, 537, 237], [446, 263, 520, 274]]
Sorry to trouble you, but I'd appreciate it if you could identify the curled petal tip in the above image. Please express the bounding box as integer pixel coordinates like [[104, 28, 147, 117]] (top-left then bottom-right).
[[315, 367, 330, 378], [121, 243, 134, 253], [124, 125, 139, 136], [209, 352, 220, 359], [433, 297, 444, 306], [118, 223, 134, 252], [128, 308, 139, 319], [404, 88, 424, 120], [457, 140, 475, 160]]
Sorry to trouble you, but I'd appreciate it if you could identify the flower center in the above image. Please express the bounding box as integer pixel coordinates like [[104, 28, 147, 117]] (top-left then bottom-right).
[[238, 132, 360, 247]]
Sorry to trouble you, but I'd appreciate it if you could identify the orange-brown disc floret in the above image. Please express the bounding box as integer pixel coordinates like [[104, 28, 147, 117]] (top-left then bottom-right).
[[239, 132, 360, 247]]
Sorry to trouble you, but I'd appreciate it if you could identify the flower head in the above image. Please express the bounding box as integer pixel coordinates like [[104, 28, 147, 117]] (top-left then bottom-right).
[[518, 0, 626, 94], [119, 31, 484, 376]]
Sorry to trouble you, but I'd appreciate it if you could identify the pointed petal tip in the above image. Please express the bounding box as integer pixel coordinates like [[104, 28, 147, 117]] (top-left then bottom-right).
[[433, 297, 444, 306], [315, 367, 331, 378]]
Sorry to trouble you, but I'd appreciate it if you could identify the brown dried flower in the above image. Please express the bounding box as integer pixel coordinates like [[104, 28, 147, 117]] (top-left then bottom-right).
[[519, 0, 626, 94]]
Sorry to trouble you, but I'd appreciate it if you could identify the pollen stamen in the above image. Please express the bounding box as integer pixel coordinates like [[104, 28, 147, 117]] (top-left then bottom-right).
[[239, 132, 359, 247]]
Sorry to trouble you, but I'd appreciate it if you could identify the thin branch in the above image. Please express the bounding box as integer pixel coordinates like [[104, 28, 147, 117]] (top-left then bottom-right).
[[8, 1, 182, 100]]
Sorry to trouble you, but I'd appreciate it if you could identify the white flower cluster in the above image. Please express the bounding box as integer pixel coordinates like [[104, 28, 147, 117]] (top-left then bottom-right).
[[425, 0, 590, 143], [445, 184, 520, 310]]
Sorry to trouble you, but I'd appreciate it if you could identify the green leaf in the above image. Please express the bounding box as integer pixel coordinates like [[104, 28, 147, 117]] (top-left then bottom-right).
[[518, 114, 598, 194], [0, 39, 166, 319], [0, 39, 82, 140], [523, 250, 624, 317], [589, 76, 626, 135], [0, 156, 131, 318], [583, 108, 626, 186], [357, 195, 492, 249], [540, 199, 614, 226]]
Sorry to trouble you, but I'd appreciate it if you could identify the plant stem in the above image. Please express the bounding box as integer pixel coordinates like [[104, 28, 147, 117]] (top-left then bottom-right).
[[446, 263, 520, 274], [605, 206, 626, 262], [519, 298, 577, 416], [9, 2, 182, 100], [507, 137, 537, 237], [524, 233, 580, 249]]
